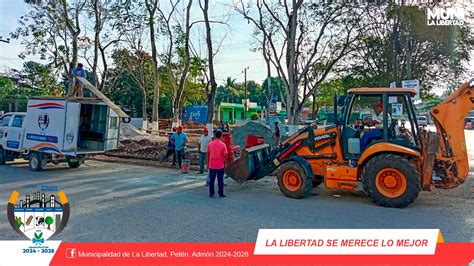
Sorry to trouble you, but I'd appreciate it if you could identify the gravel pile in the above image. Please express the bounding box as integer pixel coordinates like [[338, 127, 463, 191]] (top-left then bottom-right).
[[231, 121, 275, 148]]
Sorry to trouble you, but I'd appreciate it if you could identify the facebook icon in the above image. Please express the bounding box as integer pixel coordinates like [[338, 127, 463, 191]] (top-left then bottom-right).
[[66, 248, 76, 258]]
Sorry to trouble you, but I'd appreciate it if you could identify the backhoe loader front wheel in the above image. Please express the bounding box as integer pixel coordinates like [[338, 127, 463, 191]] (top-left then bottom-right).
[[277, 161, 312, 199], [362, 154, 420, 208]]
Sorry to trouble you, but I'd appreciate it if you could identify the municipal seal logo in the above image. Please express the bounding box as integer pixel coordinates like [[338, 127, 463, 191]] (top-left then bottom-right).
[[66, 131, 74, 144], [37, 113, 49, 132], [7, 190, 70, 242]]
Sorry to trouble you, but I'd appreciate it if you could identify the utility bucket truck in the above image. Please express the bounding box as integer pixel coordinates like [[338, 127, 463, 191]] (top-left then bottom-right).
[[0, 77, 130, 171]]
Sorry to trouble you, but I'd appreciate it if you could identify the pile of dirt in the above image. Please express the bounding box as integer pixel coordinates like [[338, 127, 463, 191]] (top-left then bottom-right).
[[106, 138, 199, 165], [231, 121, 275, 148]]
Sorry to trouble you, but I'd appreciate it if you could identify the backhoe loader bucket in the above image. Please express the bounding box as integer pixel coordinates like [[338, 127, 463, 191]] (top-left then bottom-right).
[[225, 144, 271, 183]]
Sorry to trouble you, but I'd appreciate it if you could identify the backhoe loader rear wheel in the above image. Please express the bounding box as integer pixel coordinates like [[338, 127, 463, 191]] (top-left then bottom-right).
[[277, 161, 312, 199], [362, 154, 420, 208]]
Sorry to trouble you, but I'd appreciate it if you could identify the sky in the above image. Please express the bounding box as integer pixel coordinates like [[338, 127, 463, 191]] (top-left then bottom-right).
[[0, 0, 268, 84], [0, 0, 472, 87]]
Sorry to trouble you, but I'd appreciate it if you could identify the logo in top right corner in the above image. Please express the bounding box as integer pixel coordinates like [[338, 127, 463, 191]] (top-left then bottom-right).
[[427, 7, 468, 26]]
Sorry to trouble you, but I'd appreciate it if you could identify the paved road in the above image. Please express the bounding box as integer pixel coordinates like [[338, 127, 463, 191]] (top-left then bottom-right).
[[1, 131, 473, 242]]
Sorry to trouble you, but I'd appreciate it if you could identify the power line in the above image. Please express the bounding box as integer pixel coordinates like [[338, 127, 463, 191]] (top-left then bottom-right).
[[0, 56, 43, 61], [215, 57, 263, 64]]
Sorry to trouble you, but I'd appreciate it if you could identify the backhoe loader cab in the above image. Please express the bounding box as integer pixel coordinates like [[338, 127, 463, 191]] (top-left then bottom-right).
[[341, 88, 421, 161], [225, 81, 473, 208]]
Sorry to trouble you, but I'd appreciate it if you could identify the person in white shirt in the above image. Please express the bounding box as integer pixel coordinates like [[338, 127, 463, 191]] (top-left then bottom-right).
[[198, 127, 212, 175], [361, 102, 387, 150]]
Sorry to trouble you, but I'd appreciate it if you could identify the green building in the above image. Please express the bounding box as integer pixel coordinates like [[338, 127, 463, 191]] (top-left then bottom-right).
[[216, 102, 262, 123]]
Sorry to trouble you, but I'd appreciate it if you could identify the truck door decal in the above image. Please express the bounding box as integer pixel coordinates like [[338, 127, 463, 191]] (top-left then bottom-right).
[[26, 134, 58, 143], [6, 140, 20, 149]]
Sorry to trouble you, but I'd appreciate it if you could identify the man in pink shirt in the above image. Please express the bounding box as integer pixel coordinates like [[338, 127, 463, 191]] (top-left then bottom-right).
[[207, 130, 228, 197]]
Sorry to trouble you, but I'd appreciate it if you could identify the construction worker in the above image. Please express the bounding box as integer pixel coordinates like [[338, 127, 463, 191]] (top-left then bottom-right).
[[161, 127, 177, 166], [207, 129, 228, 198], [198, 127, 212, 175], [273, 121, 281, 145], [171, 126, 188, 169], [69, 63, 87, 97]]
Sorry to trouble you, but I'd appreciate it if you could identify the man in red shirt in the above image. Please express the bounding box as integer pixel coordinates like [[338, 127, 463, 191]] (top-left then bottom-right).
[[206, 130, 228, 197]]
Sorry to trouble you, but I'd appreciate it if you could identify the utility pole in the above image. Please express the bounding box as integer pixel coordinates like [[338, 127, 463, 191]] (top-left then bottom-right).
[[242, 66, 249, 120], [406, 34, 413, 80], [392, 36, 397, 84]]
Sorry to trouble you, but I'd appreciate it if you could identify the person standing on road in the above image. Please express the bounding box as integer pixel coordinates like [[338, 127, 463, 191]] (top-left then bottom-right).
[[198, 127, 212, 175], [171, 126, 188, 169], [220, 121, 225, 132], [273, 121, 281, 145], [207, 130, 228, 198], [161, 127, 177, 166], [69, 63, 87, 97]]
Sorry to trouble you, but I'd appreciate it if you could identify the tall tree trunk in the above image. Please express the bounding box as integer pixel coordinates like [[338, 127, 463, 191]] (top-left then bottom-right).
[[92, 0, 100, 87], [145, 0, 159, 131], [264, 61, 272, 119], [172, 0, 193, 125], [141, 89, 147, 128], [98, 44, 108, 91], [61, 0, 84, 91], [265, 78, 273, 117], [202, 0, 217, 124], [285, 0, 303, 129]]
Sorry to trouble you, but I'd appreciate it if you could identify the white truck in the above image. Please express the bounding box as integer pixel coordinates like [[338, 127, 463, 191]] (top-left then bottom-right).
[[0, 78, 130, 171]]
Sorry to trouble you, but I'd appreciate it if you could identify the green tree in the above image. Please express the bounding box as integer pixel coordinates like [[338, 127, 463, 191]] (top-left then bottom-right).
[[45, 216, 54, 230], [262, 77, 286, 108], [156, 0, 194, 124], [237, 1, 366, 125], [346, 4, 473, 95], [0, 77, 14, 98], [107, 48, 153, 120], [9, 61, 61, 96], [13, 0, 87, 90], [216, 77, 240, 104]]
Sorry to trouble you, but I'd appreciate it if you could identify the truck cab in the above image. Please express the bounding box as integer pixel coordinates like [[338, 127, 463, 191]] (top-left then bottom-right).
[[0, 112, 27, 164]]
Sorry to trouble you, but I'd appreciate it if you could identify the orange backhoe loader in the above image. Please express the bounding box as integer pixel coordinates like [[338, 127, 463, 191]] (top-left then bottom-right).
[[225, 80, 474, 208]]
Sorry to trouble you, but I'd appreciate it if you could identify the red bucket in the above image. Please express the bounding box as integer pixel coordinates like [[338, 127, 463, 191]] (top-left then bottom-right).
[[181, 159, 190, 173]]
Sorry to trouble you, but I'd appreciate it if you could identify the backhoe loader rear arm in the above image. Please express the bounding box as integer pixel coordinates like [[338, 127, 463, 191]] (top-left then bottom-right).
[[429, 79, 474, 188]]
